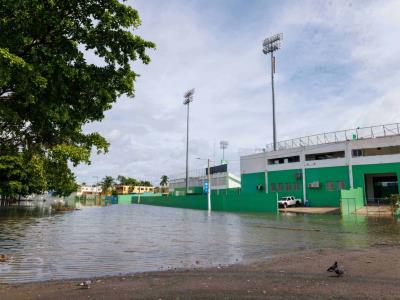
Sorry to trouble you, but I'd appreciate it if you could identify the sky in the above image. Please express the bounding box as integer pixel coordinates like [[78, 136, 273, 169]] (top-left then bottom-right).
[[74, 0, 400, 185]]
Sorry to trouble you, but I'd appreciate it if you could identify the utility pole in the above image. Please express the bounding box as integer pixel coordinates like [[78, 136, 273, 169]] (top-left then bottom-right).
[[197, 157, 212, 212], [183, 89, 195, 194], [207, 158, 211, 213], [263, 33, 282, 151]]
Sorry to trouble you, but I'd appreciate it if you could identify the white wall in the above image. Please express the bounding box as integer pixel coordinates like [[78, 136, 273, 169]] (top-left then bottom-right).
[[241, 135, 400, 175], [240, 152, 266, 174]]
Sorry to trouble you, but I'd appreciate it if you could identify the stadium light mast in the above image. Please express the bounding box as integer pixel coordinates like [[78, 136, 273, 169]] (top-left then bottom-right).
[[263, 33, 282, 151], [183, 88, 195, 194], [220, 140, 228, 162]]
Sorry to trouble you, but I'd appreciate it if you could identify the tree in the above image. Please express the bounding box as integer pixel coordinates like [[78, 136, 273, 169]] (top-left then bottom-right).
[[159, 175, 169, 194], [160, 175, 169, 187], [0, 153, 47, 205], [117, 175, 138, 186], [0, 0, 155, 200], [139, 180, 152, 187], [101, 176, 114, 195]]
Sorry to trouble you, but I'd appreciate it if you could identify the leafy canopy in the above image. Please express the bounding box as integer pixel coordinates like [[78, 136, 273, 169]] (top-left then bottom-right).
[[117, 175, 152, 187], [0, 0, 155, 198], [160, 175, 168, 187]]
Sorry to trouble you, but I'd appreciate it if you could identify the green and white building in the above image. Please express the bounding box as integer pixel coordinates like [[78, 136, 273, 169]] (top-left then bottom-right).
[[169, 164, 241, 196], [240, 123, 400, 207]]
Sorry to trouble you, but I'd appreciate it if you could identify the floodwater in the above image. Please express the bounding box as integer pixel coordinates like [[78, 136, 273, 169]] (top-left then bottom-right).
[[0, 205, 399, 283]]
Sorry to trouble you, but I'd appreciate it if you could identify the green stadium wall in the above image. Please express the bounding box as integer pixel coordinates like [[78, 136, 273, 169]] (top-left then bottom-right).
[[352, 162, 400, 202], [268, 169, 304, 201], [305, 166, 350, 207], [240, 172, 266, 194]]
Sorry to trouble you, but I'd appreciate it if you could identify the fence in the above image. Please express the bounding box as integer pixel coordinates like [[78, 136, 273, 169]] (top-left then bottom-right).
[[340, 188, 364, 215], [130, 189, 278, 213]]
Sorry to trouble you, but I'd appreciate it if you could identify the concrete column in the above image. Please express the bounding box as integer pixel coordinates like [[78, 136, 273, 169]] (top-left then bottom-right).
[[301, 150, 307, 202], [347, 142, 354, 188], [302, 167, 306, 202], [264, 153, 269, 193]]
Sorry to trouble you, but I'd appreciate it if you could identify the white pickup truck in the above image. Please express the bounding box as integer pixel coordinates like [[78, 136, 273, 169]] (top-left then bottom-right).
[[278, 196, 302, 208]]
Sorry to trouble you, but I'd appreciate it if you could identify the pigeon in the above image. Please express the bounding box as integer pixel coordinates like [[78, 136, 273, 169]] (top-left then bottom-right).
[[335, 267, 344, 277], [78, 280, 92, 289], [326, 261, 338, 272]]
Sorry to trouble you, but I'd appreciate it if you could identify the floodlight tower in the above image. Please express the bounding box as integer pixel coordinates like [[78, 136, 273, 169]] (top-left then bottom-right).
[[263, 33, 282, 151], [220, 141, 228, 162], [183, 88, 195, 194]]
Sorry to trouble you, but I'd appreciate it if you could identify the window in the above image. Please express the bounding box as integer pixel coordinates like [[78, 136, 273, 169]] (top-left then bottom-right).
[[326, 181, 334, 191], [293, 182, 300, 191], [268, 155, 300, 165], [286, 183, 292, 191], [352, 149, 363, 157], [352, 146, 400, 157], [306, 151, 345, 161], [337, 181, 345, 190], [270, 183, 276, 192], [278, 183, 283, 192]]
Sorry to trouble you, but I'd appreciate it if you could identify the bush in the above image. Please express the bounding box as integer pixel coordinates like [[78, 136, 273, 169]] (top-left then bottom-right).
[[390, 194, 400, 215]]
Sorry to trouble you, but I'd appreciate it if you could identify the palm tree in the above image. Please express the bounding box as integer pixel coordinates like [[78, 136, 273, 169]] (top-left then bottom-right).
[[160, 175, 169, 194], [160, 175, 169, 187], [101, 176, 114, 195]]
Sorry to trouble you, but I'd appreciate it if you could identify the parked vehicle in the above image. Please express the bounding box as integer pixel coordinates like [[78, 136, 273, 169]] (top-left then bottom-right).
[[278, 196, 302, 208]]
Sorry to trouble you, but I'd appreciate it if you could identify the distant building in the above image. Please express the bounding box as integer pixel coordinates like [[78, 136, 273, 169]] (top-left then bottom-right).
[[169, 164, 241, 196], [77, 185, 102, 196], [115, 185, 155, 195]]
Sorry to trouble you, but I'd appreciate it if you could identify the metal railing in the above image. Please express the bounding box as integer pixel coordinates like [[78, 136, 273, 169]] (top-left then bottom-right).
[[169, 168, 207, 181], [264, 123, 400, 152]]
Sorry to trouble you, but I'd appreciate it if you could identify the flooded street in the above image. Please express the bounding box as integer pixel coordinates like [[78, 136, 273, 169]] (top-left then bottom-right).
[[0, 205, 399, 283]]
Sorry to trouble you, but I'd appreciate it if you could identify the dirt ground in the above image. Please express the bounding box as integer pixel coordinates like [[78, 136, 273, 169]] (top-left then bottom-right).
[[1, 245, 399, 300]]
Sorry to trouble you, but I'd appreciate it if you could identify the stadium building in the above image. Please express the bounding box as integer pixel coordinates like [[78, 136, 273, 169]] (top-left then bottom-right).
[[240, 123, 400, 207]]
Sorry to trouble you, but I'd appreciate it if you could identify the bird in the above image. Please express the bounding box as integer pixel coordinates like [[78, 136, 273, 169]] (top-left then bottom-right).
[[78, 280, 92, 289], [326, 261, 338, 272], [335, 266, 344, 277]]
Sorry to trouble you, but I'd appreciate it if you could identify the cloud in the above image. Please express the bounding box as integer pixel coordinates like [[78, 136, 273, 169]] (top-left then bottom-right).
[[74, 0, 400, 185]]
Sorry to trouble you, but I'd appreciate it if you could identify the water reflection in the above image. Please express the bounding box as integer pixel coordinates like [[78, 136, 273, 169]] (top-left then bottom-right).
[[0, 205, 399, 283]]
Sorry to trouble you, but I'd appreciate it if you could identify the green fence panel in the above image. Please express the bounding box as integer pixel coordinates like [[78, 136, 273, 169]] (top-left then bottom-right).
[[211, 192, 278, 213], [131, 189, 278, 213], [132, 194, 208, 210], [105, 195, 118, 205], [117, 194, 133, 205], [340, 188, 364, 215]]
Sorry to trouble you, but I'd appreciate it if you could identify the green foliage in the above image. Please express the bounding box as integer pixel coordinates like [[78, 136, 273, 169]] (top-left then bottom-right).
[[117, 175, 152, 187], [139, 180, 152, 187], [0, 0, 155, 198], [117, 175, 138, 186], [160, 175, 169, 187], [101, 176, 114, 195], [390, 194, 400, 215], [0, 153, 47, 198]]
